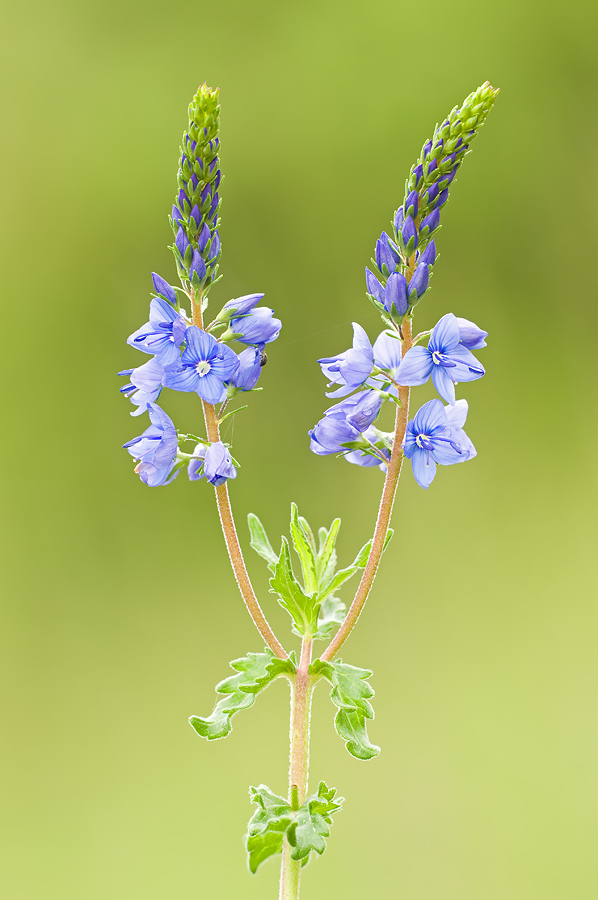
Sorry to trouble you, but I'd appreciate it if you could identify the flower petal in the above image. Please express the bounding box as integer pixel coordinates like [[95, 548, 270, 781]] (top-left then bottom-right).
[[429, 313, 461, 354], [431, 364, 456, 404], [396, 346, 433, 386], [196, 372, 226, 404], [412, 398, 447, 435], [411, 448, 437, 489]]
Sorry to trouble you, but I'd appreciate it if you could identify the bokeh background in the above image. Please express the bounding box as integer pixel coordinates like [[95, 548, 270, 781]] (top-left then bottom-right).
[[2, 0, 597, 897]]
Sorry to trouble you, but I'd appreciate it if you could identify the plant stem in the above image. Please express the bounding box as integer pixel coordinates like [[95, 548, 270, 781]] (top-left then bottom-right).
[[279, 638, 314, 900], [321, 318, 413, 662], [192, 289, 287, 660]]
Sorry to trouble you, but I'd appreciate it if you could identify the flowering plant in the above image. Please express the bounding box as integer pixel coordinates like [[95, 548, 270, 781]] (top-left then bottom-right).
[[120, 81, 499, 898]]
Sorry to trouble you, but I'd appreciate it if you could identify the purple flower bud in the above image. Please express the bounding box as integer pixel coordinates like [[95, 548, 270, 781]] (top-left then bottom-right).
[[420, 208, 440, 236], [422, 139, 432, 159], [427, 158, 438, 174], [231, 307, 281, 345], [172, 204, 184, 226], [365, 268, 385, 305], [404, 190, 418, 217], [151, 272, 177, 304], [412, 164, 424, 189], [175, 227, 190, 257], [190, 205, 201, 228], [191, 173, 199, 191], [309, 416, 361, 456], [208, 230, 221, 262], [436, 188, 449, 208], [401, 215, 418, 251], [422, 183, 439, 206], [209, 192, 219, 218], [384, 272, 408, 316], [189, 249, 206, 282], [214, 170, 222, 191], [375, 232, 400, 274], [178, 189, 189, 210], [197, 222, 210, 252], [230, 346, 262, 390], [418, 240, 437, 267], [455, 317, 488, 350], [394, 207, 405, 232], [407, 263, 429, 300], [200, 184, 210, 205]]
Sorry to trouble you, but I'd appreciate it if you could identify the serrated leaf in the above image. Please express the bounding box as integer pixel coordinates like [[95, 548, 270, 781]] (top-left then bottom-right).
[[314, 595, 347, 641], [247, 512, 279, 570], [289, 781, 343, 862], [316, 518, 341, 585], [289, 503, 318, 594], [246, 785, 293, 873], [312, 660, 380, 760], [189, 651, 293, 740], [269, 537, 319, 636]]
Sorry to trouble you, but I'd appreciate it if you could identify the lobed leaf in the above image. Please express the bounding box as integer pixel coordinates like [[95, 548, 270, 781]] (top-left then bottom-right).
[[314, 595, 347, 641], [189, 651, 294, 740], [312, 659, 380, 760], [289, 503, 318, 594], [315, 519, 341, 586], [246, 782, 342, 872]]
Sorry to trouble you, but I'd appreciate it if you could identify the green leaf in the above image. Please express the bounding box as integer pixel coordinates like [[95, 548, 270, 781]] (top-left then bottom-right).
[[314, 595, 346, 641], [246, 782, 343, 872], [189, 651, 294, 740], [269, 537, 319, 636], [311, 660, 380, 760], [288, 782, 343, 863], [316, 529, 393, 603], [316, 518, 341, 585], [247, 513, 279, 570], [289, 503, 318, 594], [246, 785, 293, 874]]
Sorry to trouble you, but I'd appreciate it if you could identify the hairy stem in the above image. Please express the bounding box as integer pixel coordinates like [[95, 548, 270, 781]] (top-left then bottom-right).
[[321, 318, 412, 662], [279, 638, 314, 900], [192, 290, 287, 660]]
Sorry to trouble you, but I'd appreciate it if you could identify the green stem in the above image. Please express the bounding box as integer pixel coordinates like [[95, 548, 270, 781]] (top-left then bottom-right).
[[279, 638, 314, 899]]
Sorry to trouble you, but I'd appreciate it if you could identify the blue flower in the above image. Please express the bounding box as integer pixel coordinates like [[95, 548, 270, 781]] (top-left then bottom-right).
[[123, 403, 179, 486], [127, 298, 187, 366], [119, 357, 165, 416], [163, 326, 239, 404], [308, 415, 361, 456], [371, 329, 403, 381], [229, 346, 263, 391], [344, 426, 391, 471], [318, 323, 374, 398], [151, 273, 177, 303], [375, 232, 402, 276], [396, 313, 485, 404], [403, 398, 475, 489], [230, 307, 282, 345], [188, 441, 237, 486]]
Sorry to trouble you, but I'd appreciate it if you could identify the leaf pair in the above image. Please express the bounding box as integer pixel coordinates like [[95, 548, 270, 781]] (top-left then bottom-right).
[[312, 659, 380, 760], [189, 650, 295, 741], [246, 781, 343, 873]]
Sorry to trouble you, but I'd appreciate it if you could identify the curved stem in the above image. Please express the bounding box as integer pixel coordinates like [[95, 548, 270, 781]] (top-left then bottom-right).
[[279, 638, 314, 900], [192, 290, 287, 660], [321, 318, 412, 662]]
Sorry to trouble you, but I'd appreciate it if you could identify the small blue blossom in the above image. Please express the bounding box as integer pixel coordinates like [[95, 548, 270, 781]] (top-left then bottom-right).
[[375, 232, 402, 276], [318, 323, 374, 398], [189, 441, 237, 485], [418, 240, 437, 267], [223, 293, 265, 316], [308, 415, 361, 456], [163, 326, 239, 404], [123, 403, 179, 486], [230, 307, 282, 345], [403, 398, 475, 489], [127, 298, 188, 366], [407, 262, 430, 302], [396, 312, 485, 404], [119, 357, 165, 416], [324, 389, 383, 432]]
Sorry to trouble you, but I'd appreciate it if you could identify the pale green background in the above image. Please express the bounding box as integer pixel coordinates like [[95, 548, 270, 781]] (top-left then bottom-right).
[[2, 0, 597, 897]]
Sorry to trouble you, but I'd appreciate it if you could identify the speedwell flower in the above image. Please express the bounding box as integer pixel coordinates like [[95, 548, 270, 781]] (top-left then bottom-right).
[[396, 312, 485, 404], [230, 307, 282, 346], [119, 357, 165, 416], [123, 403, 179, 486], [403, 398, 475, 489], [188, 441, 237, 486], [318, 323, 374, 398], [127, 298, 187, 366], [163, 326, 239, 404]]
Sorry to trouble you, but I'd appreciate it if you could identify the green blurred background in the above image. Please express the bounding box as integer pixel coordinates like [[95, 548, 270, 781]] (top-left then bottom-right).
[[2, 0, 597, 896]]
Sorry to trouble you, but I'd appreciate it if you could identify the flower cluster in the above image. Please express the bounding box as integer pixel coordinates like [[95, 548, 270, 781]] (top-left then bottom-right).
[[120, 85, 281, 487], [310, 82, 498, 488]]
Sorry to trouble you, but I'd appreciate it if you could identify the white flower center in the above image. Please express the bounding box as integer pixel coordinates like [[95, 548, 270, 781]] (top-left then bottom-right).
[[196, 361, 211, 377]]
